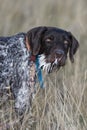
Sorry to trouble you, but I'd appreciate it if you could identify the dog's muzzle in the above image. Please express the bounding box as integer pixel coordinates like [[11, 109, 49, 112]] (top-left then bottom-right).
[[39, 51, 66, 73], [55, 50, 66, 66]]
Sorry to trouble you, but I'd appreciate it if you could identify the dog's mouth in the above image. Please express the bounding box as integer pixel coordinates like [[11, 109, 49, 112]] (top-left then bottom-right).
[[39, 54, 66, 73]]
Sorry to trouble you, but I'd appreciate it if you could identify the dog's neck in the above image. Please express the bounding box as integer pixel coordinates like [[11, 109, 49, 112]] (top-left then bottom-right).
[[25, 35, 44, 88], [25, 35, 36, 62]]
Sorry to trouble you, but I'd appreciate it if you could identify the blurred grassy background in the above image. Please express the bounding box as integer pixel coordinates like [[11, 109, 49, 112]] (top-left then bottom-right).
[[0, 0, 87, 130]]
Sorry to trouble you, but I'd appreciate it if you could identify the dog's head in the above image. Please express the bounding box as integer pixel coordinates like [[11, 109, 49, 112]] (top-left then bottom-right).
[[27, 26, 79, 73]]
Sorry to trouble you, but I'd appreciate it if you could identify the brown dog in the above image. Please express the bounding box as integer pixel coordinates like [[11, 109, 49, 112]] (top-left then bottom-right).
[[0, 26, 79, 115]]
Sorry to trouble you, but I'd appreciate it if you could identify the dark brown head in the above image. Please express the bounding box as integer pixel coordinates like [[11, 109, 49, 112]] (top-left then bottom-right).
[[27, 26, 79, 73]]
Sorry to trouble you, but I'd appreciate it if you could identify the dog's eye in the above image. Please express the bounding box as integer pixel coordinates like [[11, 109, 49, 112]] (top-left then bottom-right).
[[64, 40, 69, 48], [64, 40, 69, 44], [45, 38, 52, 42], [45, 36, 54, 42]]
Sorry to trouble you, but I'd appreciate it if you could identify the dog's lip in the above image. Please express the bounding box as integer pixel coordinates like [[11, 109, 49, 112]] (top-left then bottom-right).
[[58, 56, 63, 62], [38, 54, 66, 73], [48, 64, 60, 73], [47, 56, 66, 73], [47, 60, 60, 73]]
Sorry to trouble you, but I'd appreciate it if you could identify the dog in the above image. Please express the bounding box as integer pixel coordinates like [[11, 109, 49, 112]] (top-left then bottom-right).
[[0, 26, 79, 115]]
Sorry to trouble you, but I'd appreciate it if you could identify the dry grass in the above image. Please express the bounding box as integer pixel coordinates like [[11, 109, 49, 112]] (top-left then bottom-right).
[[0, 0, 87, 129]]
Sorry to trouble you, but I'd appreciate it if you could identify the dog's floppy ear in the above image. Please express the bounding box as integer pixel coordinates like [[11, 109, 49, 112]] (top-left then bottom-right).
[[27, 27, 47, 55], [68, 32, 79, 63]]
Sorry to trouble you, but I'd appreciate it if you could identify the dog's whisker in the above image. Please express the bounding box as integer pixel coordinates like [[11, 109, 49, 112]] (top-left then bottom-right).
[[38, 54, 60, 73], [43, 63, 51, 72], [54, 58, 58, 65], [38, 54, 51, 72], [39, 54, 46, 68]]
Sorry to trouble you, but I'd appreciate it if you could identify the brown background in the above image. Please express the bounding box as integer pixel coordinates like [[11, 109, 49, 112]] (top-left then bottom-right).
[[0, 0, 87, 129]]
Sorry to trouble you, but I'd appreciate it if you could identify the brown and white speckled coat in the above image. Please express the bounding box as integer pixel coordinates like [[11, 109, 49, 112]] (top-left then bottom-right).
[[0, 33, 36, 115]]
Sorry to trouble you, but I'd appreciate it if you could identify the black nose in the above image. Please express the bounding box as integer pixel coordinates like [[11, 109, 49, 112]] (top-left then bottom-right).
[[55, 50, 64, 56]]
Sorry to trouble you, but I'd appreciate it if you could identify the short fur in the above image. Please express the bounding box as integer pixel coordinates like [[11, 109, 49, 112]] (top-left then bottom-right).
[[0, 26, 79, 115]]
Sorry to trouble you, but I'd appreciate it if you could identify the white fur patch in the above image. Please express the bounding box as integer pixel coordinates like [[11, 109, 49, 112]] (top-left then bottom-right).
[[15, 84, 30, 111], [38, 54, 59, 73], [38, 54, 51, 73]]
